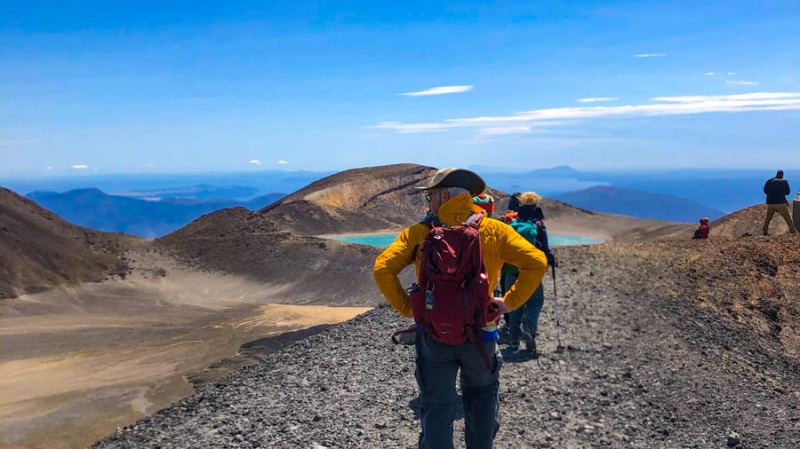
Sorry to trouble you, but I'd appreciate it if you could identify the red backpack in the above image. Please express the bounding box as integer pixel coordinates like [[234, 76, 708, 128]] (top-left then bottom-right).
[[400, 214, 498, 346]]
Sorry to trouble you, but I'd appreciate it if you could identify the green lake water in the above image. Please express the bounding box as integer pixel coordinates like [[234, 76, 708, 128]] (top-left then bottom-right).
[[331, 233, 603, 248]]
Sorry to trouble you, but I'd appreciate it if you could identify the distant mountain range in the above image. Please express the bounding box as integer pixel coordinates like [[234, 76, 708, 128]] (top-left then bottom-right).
[[475, 165, 796, 213], [3, 170, 332, 200], [10, 164, 794, 237], [552, 185, 726, 223], [8, 165, 796, 216], [122, 184, 260, 201], [27, 188, 285, 238]]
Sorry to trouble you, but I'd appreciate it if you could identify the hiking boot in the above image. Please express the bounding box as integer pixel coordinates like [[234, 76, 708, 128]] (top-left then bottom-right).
[[524, 334, 537, 354], [509, 339, 520, 351], [398, 332, 416, 345]]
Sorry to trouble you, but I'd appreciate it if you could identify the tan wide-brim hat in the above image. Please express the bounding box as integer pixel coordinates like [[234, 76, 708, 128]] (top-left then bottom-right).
[[415, 168, 486, 196]]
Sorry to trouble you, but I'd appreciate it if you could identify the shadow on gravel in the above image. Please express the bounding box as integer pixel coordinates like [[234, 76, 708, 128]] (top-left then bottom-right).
[[185, 324, 334, 389], [499, 347, 539, 363]]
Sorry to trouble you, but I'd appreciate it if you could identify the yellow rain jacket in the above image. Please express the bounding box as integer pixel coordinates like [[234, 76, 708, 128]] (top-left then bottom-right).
[[374, 194, 548, 318]]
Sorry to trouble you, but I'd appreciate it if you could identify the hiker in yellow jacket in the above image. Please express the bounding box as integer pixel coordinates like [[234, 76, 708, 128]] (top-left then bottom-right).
[[374, 168, 547, 449]]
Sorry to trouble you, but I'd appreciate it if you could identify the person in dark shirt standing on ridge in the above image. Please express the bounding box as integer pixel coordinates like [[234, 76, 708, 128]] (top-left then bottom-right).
[[763, 170, 799, 235]]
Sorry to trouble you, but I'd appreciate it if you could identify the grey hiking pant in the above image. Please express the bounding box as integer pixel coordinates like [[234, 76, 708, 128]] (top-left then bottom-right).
[[415, 333, 503, 449]]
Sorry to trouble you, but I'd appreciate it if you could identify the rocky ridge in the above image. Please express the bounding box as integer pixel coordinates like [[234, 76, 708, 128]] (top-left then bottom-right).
[[711, 203, 798, 238]]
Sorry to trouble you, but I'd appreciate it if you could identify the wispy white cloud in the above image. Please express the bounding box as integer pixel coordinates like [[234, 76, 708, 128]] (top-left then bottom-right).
[[375, 92, 800, 135], [477, 126, 533, 136], [399, 85, 474, 97], [634, 53, 666, 58], [249, 159, 262, 165], [727, 72, 737, 76], [727, 80, 759, 86], [649, 92, 791, 103], [70, 164, 89, 169], [704, 72, 716, 76], [375, 121, 455, 133], [577, 97, 618, 103], [278, 160, 288, 165]]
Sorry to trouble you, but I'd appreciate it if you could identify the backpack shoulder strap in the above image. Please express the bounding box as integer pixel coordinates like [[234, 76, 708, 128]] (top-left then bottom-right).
[[464, 213, 483, 229], [421, 214, 442, 229], [409, 215, 443, 263]]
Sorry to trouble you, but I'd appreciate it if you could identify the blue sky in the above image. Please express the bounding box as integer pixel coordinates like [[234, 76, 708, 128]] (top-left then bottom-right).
[[2, 0, 799, 177]]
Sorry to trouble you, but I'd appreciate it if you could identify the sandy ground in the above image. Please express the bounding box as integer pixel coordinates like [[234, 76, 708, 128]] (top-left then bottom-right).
[[0, 255, 370, 449]]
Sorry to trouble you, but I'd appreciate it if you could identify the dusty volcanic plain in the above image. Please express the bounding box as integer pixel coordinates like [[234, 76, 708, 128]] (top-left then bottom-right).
[[0, 251, 370, 449]]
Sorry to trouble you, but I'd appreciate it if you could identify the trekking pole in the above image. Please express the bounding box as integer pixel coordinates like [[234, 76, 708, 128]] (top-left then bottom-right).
[[551, 265, 563, 352]]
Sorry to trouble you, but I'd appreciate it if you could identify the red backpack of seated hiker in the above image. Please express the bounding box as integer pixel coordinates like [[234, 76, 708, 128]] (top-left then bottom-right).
[[693, 217, 710, 239], [406, 214, 498, 346]]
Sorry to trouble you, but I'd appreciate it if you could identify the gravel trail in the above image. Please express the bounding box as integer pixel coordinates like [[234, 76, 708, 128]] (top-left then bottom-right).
[[93, 241, 800, 449]]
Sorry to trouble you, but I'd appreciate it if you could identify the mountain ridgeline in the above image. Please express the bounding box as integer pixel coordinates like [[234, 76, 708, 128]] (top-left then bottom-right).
[[27, 188, 285, 238], [0, 187, 140, 299], [552, 185, 726, 223]]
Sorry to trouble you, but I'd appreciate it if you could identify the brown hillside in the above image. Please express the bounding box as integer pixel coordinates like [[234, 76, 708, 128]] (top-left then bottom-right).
[[712, 203, 797, 238], [260, 163, 435, 235], [615, 202, 800, 242], [0, 187, 140, 299], [260, 163, 689, 242], [608, 219, 695, 242], [156, 207, 392, 306], [624, 233, 800, 358]]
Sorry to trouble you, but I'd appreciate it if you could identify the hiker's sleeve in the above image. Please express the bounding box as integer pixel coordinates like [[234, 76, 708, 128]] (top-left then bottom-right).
[[373, 227, 415, 317], [537, 224, 555, 264], [501, 227, 547, 311]]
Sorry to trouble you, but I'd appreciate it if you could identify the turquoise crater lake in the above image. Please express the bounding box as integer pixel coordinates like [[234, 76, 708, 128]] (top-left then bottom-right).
[[331, 233, 603, 247]]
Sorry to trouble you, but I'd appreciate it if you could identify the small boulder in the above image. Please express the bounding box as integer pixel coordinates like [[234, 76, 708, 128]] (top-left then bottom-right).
[[726, 431, 741, 448]]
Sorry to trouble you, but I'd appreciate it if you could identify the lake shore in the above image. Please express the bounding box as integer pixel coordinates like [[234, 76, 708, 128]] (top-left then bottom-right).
[[322, 227, 606, 246], [546, 221, 611, 242], [319, 222, 609, 244], [316, 228, 404, 239]]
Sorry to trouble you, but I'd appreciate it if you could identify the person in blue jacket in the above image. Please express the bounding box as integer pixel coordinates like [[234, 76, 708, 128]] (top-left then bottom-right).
[[502, 192, 557, 354]]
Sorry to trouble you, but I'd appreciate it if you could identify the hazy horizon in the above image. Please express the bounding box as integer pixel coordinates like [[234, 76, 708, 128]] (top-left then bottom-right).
[[3, 164, 800, 181]]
